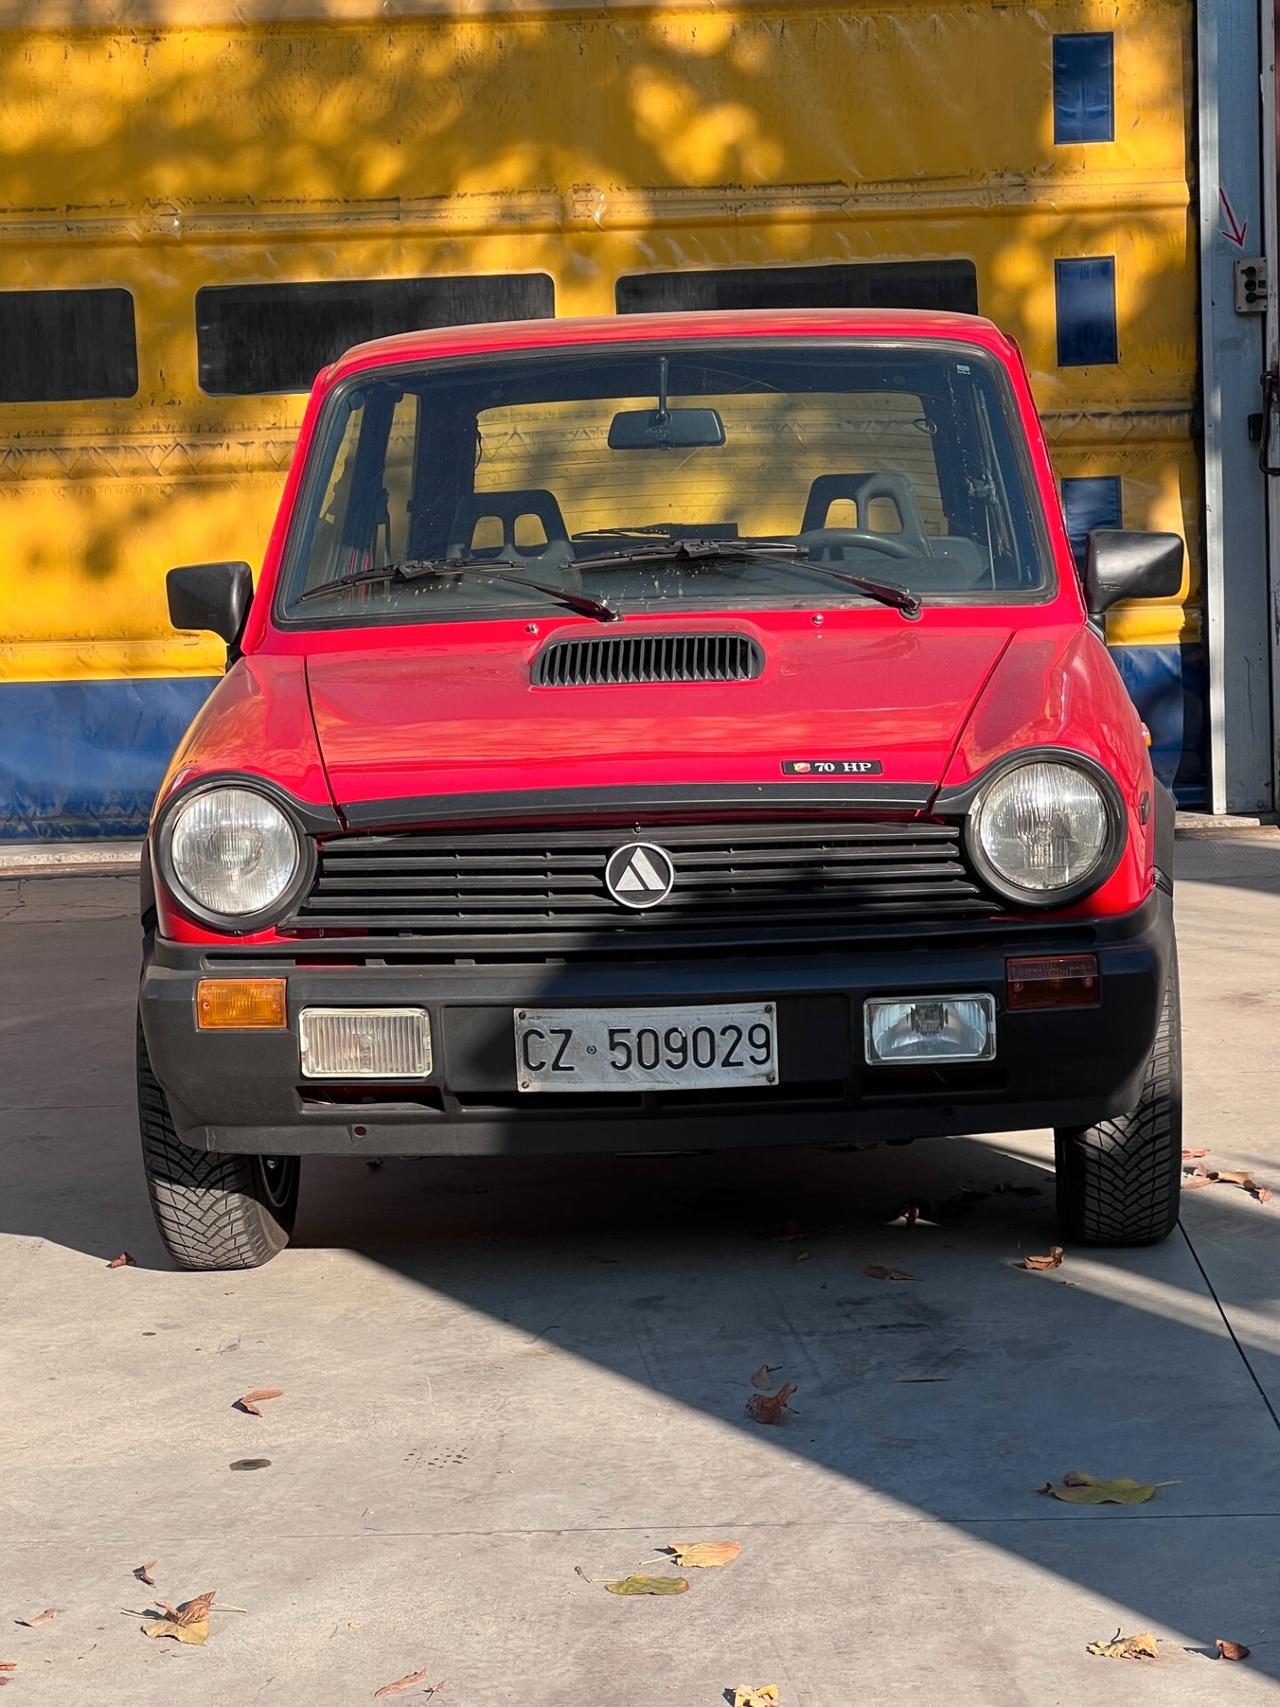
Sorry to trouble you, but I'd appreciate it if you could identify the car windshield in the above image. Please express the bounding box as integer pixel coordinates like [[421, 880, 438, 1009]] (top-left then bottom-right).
[[278, 340, 1051, 626]]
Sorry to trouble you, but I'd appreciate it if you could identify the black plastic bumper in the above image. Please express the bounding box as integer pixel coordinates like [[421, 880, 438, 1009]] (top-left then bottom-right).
[[139, 891, 1173, 1157]]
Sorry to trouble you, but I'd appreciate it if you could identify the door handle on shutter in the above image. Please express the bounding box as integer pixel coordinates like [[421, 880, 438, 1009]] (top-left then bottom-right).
[[1259, 369, 1280, 475]]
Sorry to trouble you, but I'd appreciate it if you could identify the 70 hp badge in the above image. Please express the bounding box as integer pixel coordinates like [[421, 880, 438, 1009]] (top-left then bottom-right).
[[782, 759, 883, 776]]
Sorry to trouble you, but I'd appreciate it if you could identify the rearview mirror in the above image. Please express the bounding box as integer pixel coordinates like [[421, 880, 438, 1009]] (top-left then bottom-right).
[[1083, 530, 1183, 618], [607, 407, 726, 451], [167, 561, 254, 645]]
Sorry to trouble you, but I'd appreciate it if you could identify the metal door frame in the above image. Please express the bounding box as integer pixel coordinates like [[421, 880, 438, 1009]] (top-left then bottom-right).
[[1199, 0, 1272, 813], [1263, 0, 1280, 812]]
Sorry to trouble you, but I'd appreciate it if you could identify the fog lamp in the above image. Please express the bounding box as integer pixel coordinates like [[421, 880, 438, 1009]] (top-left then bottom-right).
[[299, 1008, 431, 1079], [864, 994, 996, 1065]]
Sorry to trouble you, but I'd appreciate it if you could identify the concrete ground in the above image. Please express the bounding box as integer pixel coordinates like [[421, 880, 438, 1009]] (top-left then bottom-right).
[[2, 836, 1279, 1706]]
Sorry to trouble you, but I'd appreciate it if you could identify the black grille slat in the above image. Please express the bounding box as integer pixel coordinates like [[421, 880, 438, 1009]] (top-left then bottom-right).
[[282, 817, 999, 949], [309, 862, 969, 897], [297, 881, 981, 915], [289, 899, 991, 933], [674, 845, 961, 868], [313, 874, 600, 894], [531, 631, 764, 687], [324, 822, 959, 853]]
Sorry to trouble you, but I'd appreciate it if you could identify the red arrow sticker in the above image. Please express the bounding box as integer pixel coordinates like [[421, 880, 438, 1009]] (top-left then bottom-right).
[[1219, 187, 1249, 250]]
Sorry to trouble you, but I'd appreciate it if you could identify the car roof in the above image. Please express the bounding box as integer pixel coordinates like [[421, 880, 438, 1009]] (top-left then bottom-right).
[[325, 306, 1011, 384]]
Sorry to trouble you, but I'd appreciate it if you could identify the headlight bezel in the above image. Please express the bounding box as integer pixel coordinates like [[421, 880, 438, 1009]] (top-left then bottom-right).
[[155, 776, 314, 933], [962, 749, 1128, 909]]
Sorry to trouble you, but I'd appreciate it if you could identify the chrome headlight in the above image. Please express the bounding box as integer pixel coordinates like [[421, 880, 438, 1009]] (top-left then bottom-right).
[[161, 784, 304, 926], [969, 759, 1120, 904]]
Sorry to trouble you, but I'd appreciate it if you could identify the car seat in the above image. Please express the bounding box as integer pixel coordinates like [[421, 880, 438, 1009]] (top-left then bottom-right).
[[447, 489, 576, 576], [799, 472, 988, 589]]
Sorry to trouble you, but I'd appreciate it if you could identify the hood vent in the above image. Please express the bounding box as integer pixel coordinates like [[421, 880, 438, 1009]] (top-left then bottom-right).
[[532, 631, 765, 688]]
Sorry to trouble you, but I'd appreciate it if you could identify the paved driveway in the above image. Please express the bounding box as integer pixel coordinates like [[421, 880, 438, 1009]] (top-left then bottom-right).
[[2, 835, 1279, 1705]]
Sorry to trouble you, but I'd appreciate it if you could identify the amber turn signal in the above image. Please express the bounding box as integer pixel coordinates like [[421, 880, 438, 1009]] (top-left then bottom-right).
[[1006, 955, 1100, 1010], [196, 978, 287, 1030]]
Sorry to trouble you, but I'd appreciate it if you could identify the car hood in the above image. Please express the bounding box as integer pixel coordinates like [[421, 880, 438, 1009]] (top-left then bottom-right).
[[303, 616, 1015, 820]]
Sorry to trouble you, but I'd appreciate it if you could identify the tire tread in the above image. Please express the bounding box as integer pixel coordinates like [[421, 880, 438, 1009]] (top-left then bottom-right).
[[1054, 948, 1182, 1247], [136, 1018, 297, 1270]]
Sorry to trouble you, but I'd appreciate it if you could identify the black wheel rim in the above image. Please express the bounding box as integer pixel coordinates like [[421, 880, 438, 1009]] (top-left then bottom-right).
[[258, 1156, 296, 1210]]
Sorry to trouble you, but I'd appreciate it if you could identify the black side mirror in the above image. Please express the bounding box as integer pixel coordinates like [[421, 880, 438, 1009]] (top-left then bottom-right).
[[167, 562, 253, 646], [1083, 530, 1183, 618]]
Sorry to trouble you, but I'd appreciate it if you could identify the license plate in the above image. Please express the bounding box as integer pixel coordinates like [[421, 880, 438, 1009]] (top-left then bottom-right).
[[514, 1003, 779, 1093]]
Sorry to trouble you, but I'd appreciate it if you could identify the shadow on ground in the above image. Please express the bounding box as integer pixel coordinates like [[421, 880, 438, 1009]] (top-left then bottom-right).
[[2, 850, 1280, 1701]]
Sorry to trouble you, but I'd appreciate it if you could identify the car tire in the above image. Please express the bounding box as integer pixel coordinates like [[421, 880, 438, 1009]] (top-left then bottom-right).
[[136, 1015, 300, 1270], [1053, 948, 1182, 1247]]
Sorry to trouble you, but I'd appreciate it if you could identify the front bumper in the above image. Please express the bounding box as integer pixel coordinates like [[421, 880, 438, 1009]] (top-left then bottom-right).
[[139, 890, 1173, 1156]]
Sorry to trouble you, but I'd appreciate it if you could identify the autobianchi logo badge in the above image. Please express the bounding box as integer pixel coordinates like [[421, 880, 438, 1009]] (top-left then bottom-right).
[[604, 841, 676, 910]]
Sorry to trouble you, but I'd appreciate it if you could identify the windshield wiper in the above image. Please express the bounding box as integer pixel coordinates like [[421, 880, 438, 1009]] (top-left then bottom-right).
[[750, 555, 923, 619], [572, 538, 804, 570], [296, 558, 619, 624], [572, 526, 679, 540], [571, 538, 922, 618]]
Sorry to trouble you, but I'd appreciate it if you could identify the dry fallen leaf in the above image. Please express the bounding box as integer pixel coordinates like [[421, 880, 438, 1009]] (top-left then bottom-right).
[[1183, 1166, 1272, 1202], [792, 1250, 812, 1264], [106, 1252, 135, 1268], [732, 1688, 780, 1706], [750, 1363, 782, 1391], [1216, 1639, 1251, 1662], [1087, 1629, 1159, 1660], [900, 1188, 991, 1223], [667, 1540, 742, 1569], [863, 1264, 916, 1281], [143, 1591, 215, 1646], [746, 1382, 796, 1424], [1182, 1148, 1209, 1160], [235, 1387, 283, 1416], [604, 1575, 688, 1596], [14, 1610, 56, 1629], [157, 1593, 215, 1623], [1023, 1247, 1064, 1272], [374, 1667, 434, 1697], [133, 1561, 157, 1587], [1213, 1170, 1272, 1202], [1039, 1471, 1179, 1505]]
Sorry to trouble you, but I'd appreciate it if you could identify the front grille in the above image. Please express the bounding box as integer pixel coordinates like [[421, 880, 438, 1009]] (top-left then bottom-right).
[[281, 818, 998, 951], [531, 631, 764, 687]]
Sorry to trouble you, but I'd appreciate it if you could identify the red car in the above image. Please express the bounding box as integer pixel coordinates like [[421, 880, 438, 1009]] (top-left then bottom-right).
[[139, 308, 1183, 1269]]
